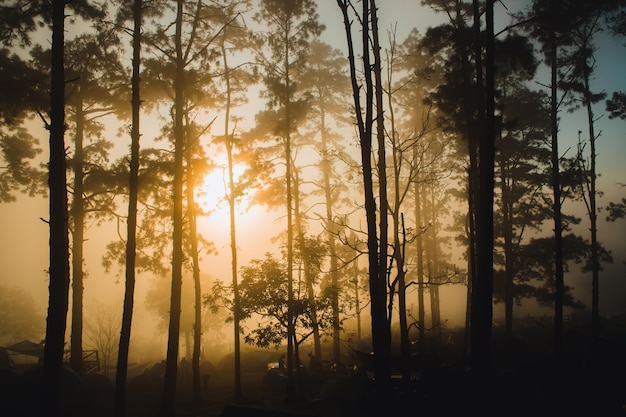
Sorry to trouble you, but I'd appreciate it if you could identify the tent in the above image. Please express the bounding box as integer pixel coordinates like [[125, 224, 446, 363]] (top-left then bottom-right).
[[4, 340, 45, 359], [2, 340, 44, 369]]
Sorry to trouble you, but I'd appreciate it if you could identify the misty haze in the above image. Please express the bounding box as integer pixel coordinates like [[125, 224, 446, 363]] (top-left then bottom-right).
[[1, 1, 625, 416]]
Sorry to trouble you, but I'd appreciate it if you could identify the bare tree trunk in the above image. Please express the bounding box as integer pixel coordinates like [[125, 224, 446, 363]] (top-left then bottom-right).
[[185, 126, 202, 402], [371, 0, 392, 388], [385, 41, 411, 381], [292, 171, 322, 365], [70, 92, 85, 376], [581, 55, 600, 343], [549, 0, 565, 360], [396, 215, 410, 382], [336, 0, 391, 390], [428, 268, 442, 342], [353, 256, 362, 341], [115, 2, 141, 415], [221, 34, 244, 401], [470, 0, 494, 381], [452, 0, 478, 359], [161, 1, 185, 414], [414, 174, 426, 353], [284, 31, 296, 407], [428, 188, 442, 343], [501, 155, 515, 340], [319, 105, 341, 366], [42, 1, 70, 416]]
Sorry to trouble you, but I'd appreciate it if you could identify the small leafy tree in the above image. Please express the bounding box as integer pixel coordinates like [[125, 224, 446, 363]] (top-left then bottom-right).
[[206, 250, 334, 364]]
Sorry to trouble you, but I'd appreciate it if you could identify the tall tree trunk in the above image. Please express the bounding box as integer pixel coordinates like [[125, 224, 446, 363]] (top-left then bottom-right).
[[319, 106, 341, 367], [386, 51, 410, 381], [464, 212, 473, 356], [454, 0, 478, 359], [370, 0, 392, 388], [179, 0, 211, 377], [70, 91, 85, 376], [185, 124, 202, 403], [161, 1, 185, 414], [501, 153, 515, 340], [42, 1, 70, 416], [221, 35, 244, 401], [227, 137, 243, 401], [302, 239, 322, 365], [428, 188, 442, 343], [396, 215, 410, 382], [414, 172, 425, 353], [190, 198, 202, 403], [336, 0, 391, 391], [471, 0, 495, 380], [353, 255, 362, 342], [582, 64, 600, 343], [549, 0, 565, 360], [283, 29, 296, 406], [429, 267, 442, 342], [114, 1, 142, 415], [292, 170, 322, 365]]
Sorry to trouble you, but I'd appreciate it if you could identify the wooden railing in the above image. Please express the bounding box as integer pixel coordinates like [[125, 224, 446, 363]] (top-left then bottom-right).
[[63, 349, 100, 373]]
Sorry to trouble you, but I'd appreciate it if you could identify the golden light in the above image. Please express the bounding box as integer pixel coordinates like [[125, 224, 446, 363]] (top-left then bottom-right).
[[195, 163, 248, 223]]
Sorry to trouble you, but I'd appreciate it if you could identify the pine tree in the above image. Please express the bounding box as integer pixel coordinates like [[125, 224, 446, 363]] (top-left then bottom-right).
[[114, 1, 142, 415]]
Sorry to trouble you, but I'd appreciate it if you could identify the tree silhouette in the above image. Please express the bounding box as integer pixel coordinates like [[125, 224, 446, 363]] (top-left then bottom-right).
[[159, 1, 187, 414], [2, 1, 626, 415], [0, 1, 49, 201], [336, 0, 392, 393], [252, 0, 323, 403], [491, 35, 548, 338], [470, 0, 496, 382], [300, 39, 352, 369], [420, 0, 483, 358], [561, 7, 608, 342], [493, 86, 553, 337], [522, 0, 593, 358], [41, 1, 70, 415], [59, 26, 127, 376], [385, 30, 420, 381], [213, 1, 257, 400], [395, 27, 455, 355], [0, 52, 47, 202], [237, 251, 334, 352], [114, 0, 142, 415]]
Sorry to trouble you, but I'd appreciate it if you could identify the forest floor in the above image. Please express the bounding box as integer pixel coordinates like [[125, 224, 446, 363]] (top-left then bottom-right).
[[173, 357, 626, 417], [2, 317, 626, 416], [2, 351, 625, 417], [170, 321, 626, 417], [171, 339, 626, 417]]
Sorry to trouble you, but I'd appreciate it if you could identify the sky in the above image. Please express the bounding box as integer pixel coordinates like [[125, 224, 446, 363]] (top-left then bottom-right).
[[1, 0, 625, 353]]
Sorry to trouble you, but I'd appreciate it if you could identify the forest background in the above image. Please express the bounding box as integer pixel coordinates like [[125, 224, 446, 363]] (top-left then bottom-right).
[[1, 0, 625, 369]]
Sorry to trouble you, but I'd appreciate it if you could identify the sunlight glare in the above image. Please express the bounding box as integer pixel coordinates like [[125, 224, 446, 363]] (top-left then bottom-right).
[[196, 163, 247, 219]]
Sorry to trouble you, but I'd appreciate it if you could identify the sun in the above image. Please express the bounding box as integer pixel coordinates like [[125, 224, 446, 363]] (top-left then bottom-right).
[[195, 163, 248, 223], [194, 162, 278, 282]]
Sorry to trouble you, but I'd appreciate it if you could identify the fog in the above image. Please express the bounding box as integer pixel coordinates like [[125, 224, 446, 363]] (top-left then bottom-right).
[[1, 0, 626, 416]]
